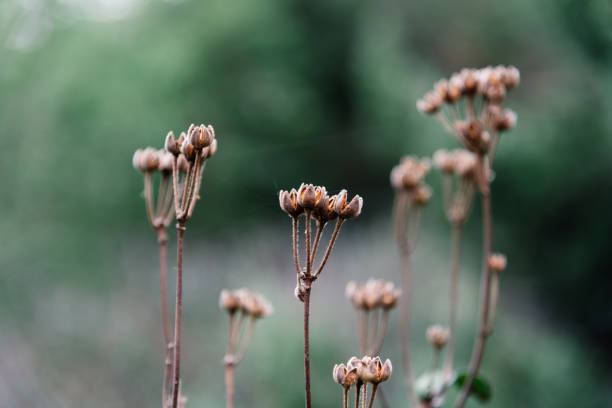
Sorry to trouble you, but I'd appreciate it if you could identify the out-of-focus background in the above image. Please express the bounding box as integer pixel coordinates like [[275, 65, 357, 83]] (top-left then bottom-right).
[[1, 0, 612, 407]]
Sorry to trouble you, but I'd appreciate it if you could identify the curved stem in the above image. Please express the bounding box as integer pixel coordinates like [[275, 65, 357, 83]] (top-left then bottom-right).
[[443, 223, 462, 379], [453, 169, 492, 408], [343, 388, 349, 408], [314, 219, 344, 277], [303, 284, 312, 408], [355, 384, 362, 408], [309, 222, 324, 267], [171, 224, 186, 408]]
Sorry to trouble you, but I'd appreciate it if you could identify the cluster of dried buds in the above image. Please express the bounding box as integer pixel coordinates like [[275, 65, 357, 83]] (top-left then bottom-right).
[[220, 289, 272, 366], [333, 356, 392, 408], [279, 183, 363, 297], [346, 279, 401, 356], [432, 148, 479, 225], [133, 147, 188, 229], [164, 124, 218, 224], [390, 156, 432, 206], [417, 66, 519, 162]]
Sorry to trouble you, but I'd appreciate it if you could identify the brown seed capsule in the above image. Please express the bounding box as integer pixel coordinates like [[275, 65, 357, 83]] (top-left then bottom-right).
[[190, 124, 214, 149], [502, 66, 520, 89], [417, 91, 443, 114], [333, 364, 358, 389], [381, 282, 401, 309], [494, 108, 517, 132], [426, 325, 450, 349], [219, 289, 240, 314], [297, 183, 317, 210], [279, 189, 303, 218], [202, 138, 218, 159], [362, 357, 392, 384], [165, 131, 181, 156], [488, 253, 507, 272], [180, 138, 196, 162], [460, 68, 478, 95], [312, 193, 338, 224], [334, 190, 363, 219], [140, 147, 160, 171], [452, 149, 477, 178]]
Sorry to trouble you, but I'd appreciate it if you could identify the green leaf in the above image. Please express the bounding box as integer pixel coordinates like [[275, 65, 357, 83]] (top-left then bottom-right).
[[454, 373, 492, 402]]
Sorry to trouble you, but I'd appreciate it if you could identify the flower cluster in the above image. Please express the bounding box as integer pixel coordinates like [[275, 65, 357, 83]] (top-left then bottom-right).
[[219, 288, 273, 319], [279, 184, 362, 222], [333, 356, 392, 408], [279, 183, 362, 299], [417, 66, 519, 158], [346, 279, 401, 310], [165, 124, 218, 224]]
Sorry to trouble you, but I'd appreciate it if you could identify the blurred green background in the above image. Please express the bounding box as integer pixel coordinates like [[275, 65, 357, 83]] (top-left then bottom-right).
[[1, 0, 611, 407]]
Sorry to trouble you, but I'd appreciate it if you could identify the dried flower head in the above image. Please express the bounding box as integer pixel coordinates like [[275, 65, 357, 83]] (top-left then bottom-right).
[[133, 147, 160, 172], [488, 253, 507, 273], [417, 91, 443, 114], [334, 189, 363, 219], [390, 156, 431, 190], [333, 363, 359, 389], [426, 325, 450, 349], [344, 356, 392, 384], [452, 149, 478, 178], [221, 288, 273, 319], [346, 279, 401, 310], [297, 183, 317, 210], [279, 188, 304, 218]]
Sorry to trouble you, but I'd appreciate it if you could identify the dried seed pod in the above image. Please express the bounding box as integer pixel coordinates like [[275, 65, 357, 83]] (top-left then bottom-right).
[[140, 147, 160, 171], [189, 124, 214, 149], [453, 149, 478, 178], [219, 289, 240, 314], [180, 138, 196, 162], [426, 325, 450, 349], [502, 66, 520, 89], [333, 190, 363, 219], [362, 357, 392, 384], [417, 91, 443, 114], [493, 108, 517, 132], [460, 68, 478, 95], [488, 253, 507, 272], [165, 131, 181, 156], [132, 149, 143, 170], [333, 364, 359, 389], [279, 189, 303, 218], [381, 282, 401, 309], [390, 157, 431, 190], [297, 183, 317, 210], [202, 138, 218, 160], [312, 193, 338, 224]]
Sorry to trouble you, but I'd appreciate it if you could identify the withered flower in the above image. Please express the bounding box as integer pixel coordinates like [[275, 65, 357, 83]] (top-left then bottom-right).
[[334, 189, 363, 219], [297, 183, 317, 210], [361, 356, 392, 384], [279, 189, 303, 218], [433, 149, 455, 173], [390, 156, 431, 190], [333, 363, 359, 389]]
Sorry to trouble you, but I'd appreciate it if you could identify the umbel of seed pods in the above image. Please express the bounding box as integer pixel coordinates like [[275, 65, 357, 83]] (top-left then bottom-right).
[[418, 66, 518, 408], [333, 356, 392, 408], [220, 289, 272, 408], [345, 279, 401, 356], [163, 123, 218, 408], [279, 183, 362, 408]]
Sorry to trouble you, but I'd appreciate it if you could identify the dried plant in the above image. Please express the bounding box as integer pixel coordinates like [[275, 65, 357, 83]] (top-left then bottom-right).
[[389, 155, 431, 407], [220, 289, 273, 408], [398, 65, 519, 408], [132, 147, 183, 408], [333, 356, 392, 408], [162, 123, 218, 408], [345, 279, 401, 356], [279, 184, 362, 408]]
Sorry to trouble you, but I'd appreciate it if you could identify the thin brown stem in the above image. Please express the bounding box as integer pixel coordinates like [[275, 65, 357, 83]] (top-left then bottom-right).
[[453, 162, 492, 408], [314, 218, 344, 277], [234, 317, 256, 363], [179, 162, 193, 218], [305, 211, 312, 276], [362, 383, 368, 408], [144, 171, 155, 225], [171, 157, 181, 214], [171, 223, 186, 408], [367, 309, 379, 355], [309, 222, 325, 267], [156, 174, 169, 219], [157, 228, 172, 408], [292, 217, 302, 280], [487, 273, 500, 334], [343, 387, 349, 408], [443, 223, 462, 379], [466, 96, 476, 120], [355, 384, 362, 408], [187, 159, 205, 218], [367, 384, 379, 408], [358, 310, 368, 354], [224, 362, 235, 408], [303, 283, 312, 408]]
